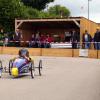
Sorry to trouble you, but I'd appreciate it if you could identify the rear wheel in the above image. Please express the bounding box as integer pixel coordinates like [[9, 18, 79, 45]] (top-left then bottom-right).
[[38, 60, 42, 76], [0, 60, 3, 78], [0, 60, 3, 69], [9, 60, 13, 75]]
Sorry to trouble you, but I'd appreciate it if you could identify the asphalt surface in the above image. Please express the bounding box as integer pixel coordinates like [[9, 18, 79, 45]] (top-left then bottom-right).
[[0, 55, 100, 100]]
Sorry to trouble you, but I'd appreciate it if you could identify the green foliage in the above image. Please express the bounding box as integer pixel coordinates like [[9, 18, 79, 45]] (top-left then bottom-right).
[[0, 0, 42, 31], [21, 0, 54, 10], [39, 11, 50, 18], [0, 0, 27, 32], [25, 7, 40, 18], [47, 5, 70, 18]]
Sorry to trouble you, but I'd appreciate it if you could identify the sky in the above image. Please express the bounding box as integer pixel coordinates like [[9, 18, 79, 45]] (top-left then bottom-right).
[[48, 0, 100, 23]]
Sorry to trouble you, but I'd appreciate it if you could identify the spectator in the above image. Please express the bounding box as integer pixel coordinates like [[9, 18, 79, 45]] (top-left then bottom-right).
[[60, 33, 64, 42], [76, 32, 80, 49], [0, 29, 4, 41], [93, 27, 100, 50], [45, 34, 54, 48], [29, 33, 35, 47], [35, 32, 40, 41], [35, 32, 40, 48], [71, 30, 78, 49], [64, 31, 71, 42], [3, 33, 9, 47], [47, 34, 54, 43], [13, 29, 23, 47], [82, 30, 92, 49], [40, 34, 46, 48]]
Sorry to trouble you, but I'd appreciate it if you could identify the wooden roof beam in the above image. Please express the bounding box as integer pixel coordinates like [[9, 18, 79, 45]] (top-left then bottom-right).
[[72, 19, 80, 28], [15, 18, 80, 22], [15, 20, 24, 30]]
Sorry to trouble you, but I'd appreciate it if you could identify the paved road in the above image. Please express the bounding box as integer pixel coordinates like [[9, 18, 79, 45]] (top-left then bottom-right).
[[0, 55, 100, 100]]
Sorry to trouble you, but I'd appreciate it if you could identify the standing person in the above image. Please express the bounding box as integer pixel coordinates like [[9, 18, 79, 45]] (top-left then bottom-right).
[[76, 32, 80, 49], [13, 29, 23, 47], [93, 27, 100, 50], [82, 30, 92, 49], [64, 31, 71, 42], [3, 33, 9, 47], [0, 29, 4, 42], [35, 32, 40, 48], [71, 30, 78, 49]]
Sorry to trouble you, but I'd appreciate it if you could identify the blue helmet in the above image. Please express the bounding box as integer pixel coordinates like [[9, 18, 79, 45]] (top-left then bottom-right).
[[19, 48, 29, 57]]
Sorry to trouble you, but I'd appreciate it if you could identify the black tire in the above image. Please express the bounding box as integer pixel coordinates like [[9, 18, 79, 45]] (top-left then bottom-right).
[[39, 60, 42, 76], [30, 62, 35, 79], [0, 60, 3, 78], [9, 60, 13, 75], [0, 60, 3, 69]]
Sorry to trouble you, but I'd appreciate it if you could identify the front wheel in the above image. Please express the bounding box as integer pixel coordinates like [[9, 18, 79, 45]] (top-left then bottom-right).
[[30, 62, 35, 79]]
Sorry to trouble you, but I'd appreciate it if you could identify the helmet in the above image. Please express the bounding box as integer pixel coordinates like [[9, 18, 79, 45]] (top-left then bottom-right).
[[11, 67, 18, 77], [19, 48, 29, 57]]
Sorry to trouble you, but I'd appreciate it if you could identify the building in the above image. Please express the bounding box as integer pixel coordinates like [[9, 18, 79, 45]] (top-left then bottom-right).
[[15, 17, 100, 46]]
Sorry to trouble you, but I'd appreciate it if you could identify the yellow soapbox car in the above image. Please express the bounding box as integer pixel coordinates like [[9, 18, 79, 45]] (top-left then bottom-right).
[[8, 48, 42, 78]]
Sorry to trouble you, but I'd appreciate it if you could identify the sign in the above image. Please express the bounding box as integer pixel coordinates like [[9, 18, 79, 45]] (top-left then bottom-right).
[[50, 43, 72, 48], [79, 49, 88, 57]]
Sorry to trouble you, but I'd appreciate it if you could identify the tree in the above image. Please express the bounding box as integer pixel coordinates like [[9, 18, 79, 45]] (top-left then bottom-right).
[[38, 11, 50, 18], [21, 0, 54, 10], [0, 0, 55, 31], [47, 5, 70, 18], [0, 0, 54, 31], [0, 0, 27, 31], [25, 7, 40, 18]]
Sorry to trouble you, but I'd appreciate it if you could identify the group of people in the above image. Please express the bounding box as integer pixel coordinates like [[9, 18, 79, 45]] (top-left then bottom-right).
[[1, 28, 100, 50], [29, 33, 54, 48], [82, 27, 100, 50], [2, 29, 23, 47], [29, 30, 80, 48]]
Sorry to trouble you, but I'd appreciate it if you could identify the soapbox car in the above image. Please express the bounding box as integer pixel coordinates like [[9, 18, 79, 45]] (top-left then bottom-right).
[[8, 49, 42, 78]]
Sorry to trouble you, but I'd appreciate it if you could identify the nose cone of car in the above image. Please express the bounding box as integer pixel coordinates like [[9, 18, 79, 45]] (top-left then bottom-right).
[[11, 67, 18, 77]]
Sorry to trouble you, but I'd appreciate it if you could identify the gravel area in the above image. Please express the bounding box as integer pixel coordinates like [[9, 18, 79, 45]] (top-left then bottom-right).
[[0, 55, 100, 100]]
